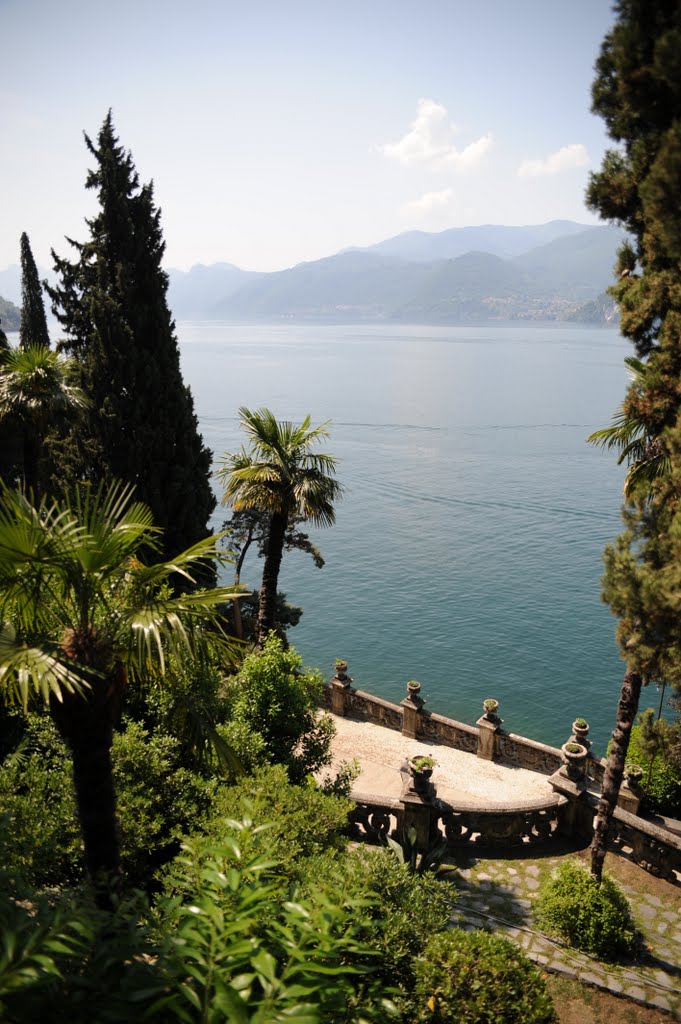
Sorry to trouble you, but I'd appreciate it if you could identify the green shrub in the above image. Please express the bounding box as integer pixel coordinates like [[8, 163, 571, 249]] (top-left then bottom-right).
[[413, 929, 556, 1024], [216, 718, 269, 775], [301, 845, 457, 994], [228, 635, 335, 782], [626, 712, 681, 817], [0, 714, 82, 894], [0, 715, 217, 894], [112, 720, 217, 887], [203, 763, 353, 872], [534, 859, 637, 959]]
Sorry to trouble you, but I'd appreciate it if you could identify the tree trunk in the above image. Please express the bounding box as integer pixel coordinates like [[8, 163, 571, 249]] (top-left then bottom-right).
[[590, 669, 642, 883], [50, 666, 126, 909], [257, 510, 287, 647]]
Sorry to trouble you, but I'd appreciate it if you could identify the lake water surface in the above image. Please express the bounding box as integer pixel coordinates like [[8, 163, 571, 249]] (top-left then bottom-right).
[[177, 322, 644, 753]]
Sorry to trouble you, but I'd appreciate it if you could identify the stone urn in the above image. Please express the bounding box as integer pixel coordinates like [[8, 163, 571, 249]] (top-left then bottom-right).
[[571, 718, 591, 749], [333, 659, 351, 686], [408, 755, 435, 794], [482, 698, 499, 721], [624, 764, 644, 793], [406, 679, 423, 704], [561, 741, 588, 781]]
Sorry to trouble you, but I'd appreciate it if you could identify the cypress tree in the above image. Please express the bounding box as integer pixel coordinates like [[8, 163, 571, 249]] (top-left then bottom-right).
[[46, 112, 215, 557], [19, 232, 50, 349], [587, 0, 681, 881]]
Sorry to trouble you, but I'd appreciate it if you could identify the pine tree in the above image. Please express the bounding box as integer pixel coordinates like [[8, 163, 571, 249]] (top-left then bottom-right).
[[19, 232, 50, 349], [46, 113, 215, 557], [587, 0, 681, 881]]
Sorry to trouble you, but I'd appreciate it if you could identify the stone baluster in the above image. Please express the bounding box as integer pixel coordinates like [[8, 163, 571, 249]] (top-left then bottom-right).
[[401, 679, 425, 739], [476, 698, 501, 760]]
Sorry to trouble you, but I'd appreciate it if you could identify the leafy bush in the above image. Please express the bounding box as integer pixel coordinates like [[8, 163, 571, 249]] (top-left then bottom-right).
[[0, 714, 216, 894], [204, 763, 353, 871], [216, 718, 269, 775], [113, 720, 217, 887], [228, 635, 335, 782], [0, 890, 161, 1024], [413, 929, 556, 1024], [534, 859, 637, 959], [300, 845, 457, 995], [626, 710, 681, 817], [0, 714, 82, 894]]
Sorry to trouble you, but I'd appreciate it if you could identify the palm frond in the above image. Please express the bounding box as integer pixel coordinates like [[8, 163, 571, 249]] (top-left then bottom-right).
[[0, 623, 91, 710]]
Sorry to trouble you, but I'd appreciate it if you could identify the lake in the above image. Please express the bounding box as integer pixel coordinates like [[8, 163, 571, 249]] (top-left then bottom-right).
[[177, 321, 648, 754]]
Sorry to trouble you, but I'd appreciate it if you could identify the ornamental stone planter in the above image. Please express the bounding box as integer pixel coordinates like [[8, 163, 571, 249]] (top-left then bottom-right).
[[561, 741, 588, 781], [482, 698, 500, 721], [570, 718, 591, 750], [408, 756, 435, 794]]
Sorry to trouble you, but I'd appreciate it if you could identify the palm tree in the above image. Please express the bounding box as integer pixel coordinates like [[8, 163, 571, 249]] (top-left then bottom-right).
[[0, 481, 238, 907], [0, 344, 88, 496], [587, 356, 669, 500], [218, 408, 342, 646]]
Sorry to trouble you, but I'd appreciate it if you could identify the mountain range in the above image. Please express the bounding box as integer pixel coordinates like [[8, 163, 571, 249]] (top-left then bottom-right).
[[0, 221, 624, 328]]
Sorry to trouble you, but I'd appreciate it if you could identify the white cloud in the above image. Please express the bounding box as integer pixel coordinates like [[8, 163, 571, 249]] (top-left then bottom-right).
[[517, 143, 589, 178], [402, 188, 455, 216], [379, 98, 492, 172]]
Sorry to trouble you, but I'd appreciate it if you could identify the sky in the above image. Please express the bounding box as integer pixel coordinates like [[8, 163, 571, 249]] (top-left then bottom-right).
[[1, 0, 617, 274]]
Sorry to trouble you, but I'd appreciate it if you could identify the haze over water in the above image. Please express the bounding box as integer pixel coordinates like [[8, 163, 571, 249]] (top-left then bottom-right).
[[179, 322, 641, 754]]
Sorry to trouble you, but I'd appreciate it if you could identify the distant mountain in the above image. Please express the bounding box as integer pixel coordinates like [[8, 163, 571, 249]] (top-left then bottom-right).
[[209, 223, 626, 324], [511, 225, 624, 300], [0, 294, 21, 332], [2, 221, 623, 326], [166, 262, 261, 319], [213, 251, 435, 319], [360, 220, 593, 263], [0, 266, 22, 306]]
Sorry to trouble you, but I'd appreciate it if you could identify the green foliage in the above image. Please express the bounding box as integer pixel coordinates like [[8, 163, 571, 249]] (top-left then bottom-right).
[[412, 929, 556, 1024], [535, 859, 637, 960], [0, 714, 216, 894], [46, 112, 215, 557], [386, 826, 449, 876], [0, 890, 163, 1023], [300, 846, 457, 997], [203, 764, 353, 872], [155, 827, 395, 1024], [19, 232, 49, 350], [626, 710, 681, 817], [0, 714, 82, 894], [112, 720, 217, 887], [228, 636, 335, 782]]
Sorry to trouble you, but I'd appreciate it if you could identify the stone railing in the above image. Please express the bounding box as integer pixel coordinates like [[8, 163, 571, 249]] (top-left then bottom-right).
[[325, 671, 680, 883], [347, 788, 565, 851]]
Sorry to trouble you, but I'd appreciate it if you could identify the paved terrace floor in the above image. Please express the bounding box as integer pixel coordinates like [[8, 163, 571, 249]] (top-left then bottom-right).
[[323, 713, 681, 1021], [323, 713, 554, 804]]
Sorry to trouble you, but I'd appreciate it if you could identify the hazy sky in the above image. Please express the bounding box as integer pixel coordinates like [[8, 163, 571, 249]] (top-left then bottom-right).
[[1, 0, 616, 274]]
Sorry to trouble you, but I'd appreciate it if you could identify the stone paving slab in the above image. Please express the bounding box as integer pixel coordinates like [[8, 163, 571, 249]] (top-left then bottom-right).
[[451, 854, 681, 1020]]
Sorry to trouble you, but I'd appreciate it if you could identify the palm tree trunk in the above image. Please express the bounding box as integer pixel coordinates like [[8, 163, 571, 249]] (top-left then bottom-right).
[[70, 728, 120, 909], [590, 669, 642, 883], [51, 672, 125, 910], [257, 510, 287, 646]]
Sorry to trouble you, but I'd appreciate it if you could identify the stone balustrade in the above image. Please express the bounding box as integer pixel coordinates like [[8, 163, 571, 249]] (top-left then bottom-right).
[[326, 670, 681, 883]]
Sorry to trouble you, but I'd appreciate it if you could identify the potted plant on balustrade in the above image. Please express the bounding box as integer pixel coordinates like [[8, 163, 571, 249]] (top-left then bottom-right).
[[334, 658, 351, 685], [408, 754, 436, 793], [571, 717, 590, 747], [482, 698, 500, 721], [561, 741, 588, 781]]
